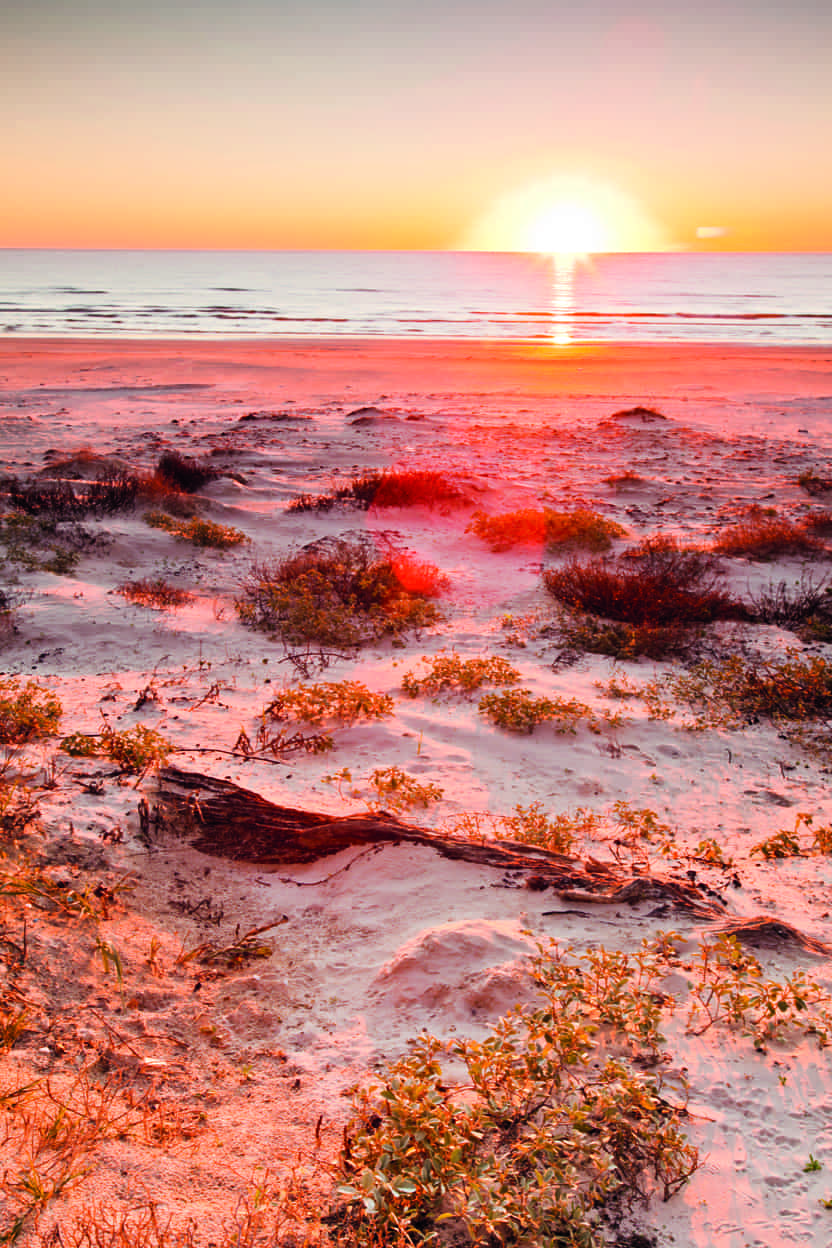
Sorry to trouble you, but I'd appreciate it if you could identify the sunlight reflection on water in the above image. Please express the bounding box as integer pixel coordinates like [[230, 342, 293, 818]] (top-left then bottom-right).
[[549, 254, 577, 345]]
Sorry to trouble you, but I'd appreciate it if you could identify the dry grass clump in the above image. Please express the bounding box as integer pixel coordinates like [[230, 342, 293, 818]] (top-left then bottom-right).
[[116, 578, 195, 610], [237, 535, 446, 648], [713, 507, 825, 560], [468, 507, 625, 553], [478, 688, 619, 735], [800, 509, 832, 536], [144, 511, 248, 550], [154, 450, 219, 494], [557, 612, 699, 661], [545, 537, 739, 627], [60, 725, 171, 773], [745, 571, 832, 640], [289, 468, 469, 512], [0, 678, 62, 745]]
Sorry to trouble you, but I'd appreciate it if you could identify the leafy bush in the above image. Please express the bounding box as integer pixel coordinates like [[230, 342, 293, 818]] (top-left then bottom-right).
[[262, 680, 394, 725], [713, 508, 825, 559], [544, 537, 741, 626], [155, 451, 219, 494], [402, 651, 520, 697], [288, 469, 469, 512], [0, 678, 62, 744], [61, 725, 171, 773], [116, 578, 195, 610], [497, 800, 595, 854], [467, 506, 625, 553], [236, 535, 446, 648], [367, 766, 443, 812], [798, 470, 832, 496], [556, 610, 699, 660], [479, 688, 618, 735], [336, 938, 698, 1246], [144, 511, 248, 550]]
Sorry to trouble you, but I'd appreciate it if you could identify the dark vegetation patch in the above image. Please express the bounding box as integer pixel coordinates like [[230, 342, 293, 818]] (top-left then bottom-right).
[[603, 406, 667, 425], [154, 451, 219, 494], [288, 468, 469, 513], [7, 474, 140, 520], [544, 538, 741, 626], [799, 469, 832, 496], [0, 512, 100, 576], [236, 533, 447, 647]]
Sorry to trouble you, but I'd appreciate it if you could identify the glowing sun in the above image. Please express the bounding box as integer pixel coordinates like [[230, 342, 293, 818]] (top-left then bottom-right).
[[463, 174, 671, 254]]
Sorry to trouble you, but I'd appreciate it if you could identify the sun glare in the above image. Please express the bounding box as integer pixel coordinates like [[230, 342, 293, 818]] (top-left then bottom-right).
[[526, 199, 610, 256], [462, 174, 672, 254]]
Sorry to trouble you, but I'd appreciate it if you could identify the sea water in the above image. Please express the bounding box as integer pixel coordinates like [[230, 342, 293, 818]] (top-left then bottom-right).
[[1, 249, 830, 345]]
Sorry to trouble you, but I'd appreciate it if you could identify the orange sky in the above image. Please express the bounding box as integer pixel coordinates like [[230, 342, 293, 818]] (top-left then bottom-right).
[[3, 0, 831, 252]]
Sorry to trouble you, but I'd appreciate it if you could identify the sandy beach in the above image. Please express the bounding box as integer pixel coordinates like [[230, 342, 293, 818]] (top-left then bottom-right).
[[3, 336, 832, 1247]]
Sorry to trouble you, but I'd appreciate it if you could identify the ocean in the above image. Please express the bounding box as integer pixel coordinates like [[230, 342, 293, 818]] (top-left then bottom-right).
[[1, 249, 830, 345]]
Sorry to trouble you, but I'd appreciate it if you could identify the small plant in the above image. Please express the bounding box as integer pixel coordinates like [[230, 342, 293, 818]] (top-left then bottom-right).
[[402, 650, 520, 696], [144, 511, 248, 550], [289, 468, 469, 512], [804, 1155, 823, 1173], [693, 838, 733, 867], [367, 766, 443, 812], [467, 506, 625, 553], [154, 451, 219, 493], [713, 508, 825, 559], [556, 609, 698, 660], [61, 725, 171, 774], [262, 680, 394, 725], [479, 687, 619, 735], [236, 535, 446, 648], [799, 469, 832, 496], [116, 578, 195, 610], [751, 829, 803, 860], [746, 571, 832, 634], [0, 678, 62, 744], [497, 801, 598, 854]]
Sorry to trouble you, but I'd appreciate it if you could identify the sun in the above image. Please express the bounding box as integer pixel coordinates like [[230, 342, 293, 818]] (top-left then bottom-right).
[[462, 174, 672, 254], [525, 198, 611, 256]]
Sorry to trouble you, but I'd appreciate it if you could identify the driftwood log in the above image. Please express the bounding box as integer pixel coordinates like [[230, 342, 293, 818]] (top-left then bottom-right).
[[157, 766, 723, 918]]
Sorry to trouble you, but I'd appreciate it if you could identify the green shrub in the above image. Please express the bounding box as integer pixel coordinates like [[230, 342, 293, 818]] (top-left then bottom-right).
[[236, 536, 446, 648], [468, 506, 625, 553], [402, 651, 520, 697], [336, 938, 698, 1246], [144, 511, 247, 550], [0, 678, 62, 744], [262, 680, 394, 725], [61, 725, 171, 773], [479, 688, 619, 735], [557, 610, 699, 660], [368, 766, 443, 812], [155, 451, 219, 493]]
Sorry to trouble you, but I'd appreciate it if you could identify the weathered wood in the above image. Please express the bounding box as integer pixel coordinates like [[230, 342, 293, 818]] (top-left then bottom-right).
[[157, 766, 723, 916]]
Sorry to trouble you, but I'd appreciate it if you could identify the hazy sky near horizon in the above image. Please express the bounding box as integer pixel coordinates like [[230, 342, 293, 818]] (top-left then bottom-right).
[[3, 0, 830, 250]]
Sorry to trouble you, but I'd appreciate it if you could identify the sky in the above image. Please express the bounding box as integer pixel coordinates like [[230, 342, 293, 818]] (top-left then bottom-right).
[[2, 0, 831, 251]]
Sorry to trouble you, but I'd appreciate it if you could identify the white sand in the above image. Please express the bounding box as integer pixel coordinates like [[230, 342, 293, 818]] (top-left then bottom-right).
[[2, 338, 832, 1245]]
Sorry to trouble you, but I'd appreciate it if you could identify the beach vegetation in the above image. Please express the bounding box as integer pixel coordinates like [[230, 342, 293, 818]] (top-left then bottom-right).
[[693, 838, 733, 867], [604, 470, 646, 490], [236, 535, 446, 648], [144, 510, 248, 549], [154, 450, 219, 494], [335, 937, 698, 1247], [712, 507, 825, 560], [61, 725, 171, 773], [0, 511, 98, 576], [368, 765, 443, 812], [402, 650, 520, 697], [478, 687, 620, 735], [262, 680, 394, 726], [467, 506, 625, 553], [116, 578, 195, 610], [798, 469, 832, 496], [7, 472, 140, 520], [288, 468, 469, 512], [544, 536, 739, 626], [497, 800, 597, 854], [555, 609, 699, 660], [0, 678, 62, 745], [746, 570, 832, 636]]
